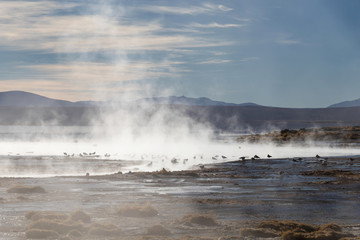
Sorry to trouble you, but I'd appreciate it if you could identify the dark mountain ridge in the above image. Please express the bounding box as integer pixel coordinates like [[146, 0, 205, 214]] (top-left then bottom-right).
[[0, 91, 75, 107], [138, 96, 260, 107], [0, 91, 359, 131], [328, 98, 360, 108], [0, 91, 257, 107]]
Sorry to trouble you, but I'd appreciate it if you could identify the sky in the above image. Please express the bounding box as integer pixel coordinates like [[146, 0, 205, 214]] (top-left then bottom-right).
[[0, 0, 359, 108]]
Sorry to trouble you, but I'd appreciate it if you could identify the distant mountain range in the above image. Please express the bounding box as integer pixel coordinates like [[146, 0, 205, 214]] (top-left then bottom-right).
[[1, 91, 360, 130], [327, 98, 360, 108], [0, 91, 75, 107], [0, 91, 260, 107], [137, 96, 260, 107], [1, 90, 360, 109]]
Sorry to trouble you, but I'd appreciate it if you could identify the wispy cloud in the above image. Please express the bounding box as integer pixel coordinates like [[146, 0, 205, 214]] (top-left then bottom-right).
[[0, 59, 187, 101], [0, 79, 141, 101], [19, 60, 186, 83], [141, 3, 232, 15], [0, 1, 239, 100], [0, 1, 233, 53], [190, 22, 245, 28], [217, 4, 233, 12], [197, 59, 231, 64]]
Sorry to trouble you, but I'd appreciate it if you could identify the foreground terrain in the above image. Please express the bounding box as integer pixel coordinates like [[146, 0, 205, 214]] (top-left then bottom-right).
[[1, 153, 360, 239]]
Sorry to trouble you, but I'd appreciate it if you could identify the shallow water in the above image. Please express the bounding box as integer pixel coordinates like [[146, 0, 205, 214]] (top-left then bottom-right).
[[1, 125, 360, 177], [0, 156, 360, 239], [1, 126, 360, 239]]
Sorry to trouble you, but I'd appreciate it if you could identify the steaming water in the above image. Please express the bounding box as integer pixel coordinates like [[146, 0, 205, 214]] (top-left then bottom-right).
[[1, 126, 360, 177]]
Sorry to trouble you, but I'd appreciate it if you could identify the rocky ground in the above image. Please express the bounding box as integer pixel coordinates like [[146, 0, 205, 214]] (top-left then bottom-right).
[[1, 152, 360, 239], [237, 126, 360, 146]]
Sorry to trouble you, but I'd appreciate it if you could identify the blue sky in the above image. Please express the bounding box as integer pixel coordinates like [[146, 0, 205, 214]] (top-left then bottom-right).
[[0, 0, 359, 107]]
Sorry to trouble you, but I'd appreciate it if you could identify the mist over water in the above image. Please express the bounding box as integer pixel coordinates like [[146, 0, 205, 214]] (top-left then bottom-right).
[[1, 1, 359, 178], [1, 122, 360, 177]]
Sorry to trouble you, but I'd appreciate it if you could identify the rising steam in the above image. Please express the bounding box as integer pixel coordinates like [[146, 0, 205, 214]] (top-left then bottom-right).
[[1, 1, 360, 178]]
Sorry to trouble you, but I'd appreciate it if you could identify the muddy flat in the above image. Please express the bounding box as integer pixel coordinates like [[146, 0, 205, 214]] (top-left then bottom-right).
[[1, 155, 360, 239]]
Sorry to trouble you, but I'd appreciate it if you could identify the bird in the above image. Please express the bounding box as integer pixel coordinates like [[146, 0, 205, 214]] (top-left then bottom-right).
[[63, 152, 68, 156], [267, 154, 272, 158], [212, 157, 217, 160], [147, 162, 153, 167], [183, 159, 188, 164], [171, 158, 178, 164], [316, 154, 321, 159], [199, 165, 205, 169], [350, 157, 355, 161], [254, 155, 260, 159], [319, 159, 327, 166], [222, 155, 227, 159], [239, 156, 246, 161], [251, 157, 255, 160]]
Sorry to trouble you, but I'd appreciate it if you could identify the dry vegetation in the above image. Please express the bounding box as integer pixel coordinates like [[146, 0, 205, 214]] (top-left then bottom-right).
[[19, 208, 360, 239], [69, 210, 91, 223], [240, 220, 355, 240], [302, 170, 360, 183], [24, 210, 124, 239], [117, 203, 158, 218], [237, 126, 360, 145], [179, 214, 218, 227], [145, 225, 171, 236]]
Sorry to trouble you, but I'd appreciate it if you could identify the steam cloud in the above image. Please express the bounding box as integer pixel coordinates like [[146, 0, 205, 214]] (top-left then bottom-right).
[[1, 1, 360, 177]]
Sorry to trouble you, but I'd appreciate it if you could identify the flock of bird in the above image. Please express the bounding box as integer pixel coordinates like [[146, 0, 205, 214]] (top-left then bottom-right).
[[61, 151, 357, 170], [63, 152, 110, 158]]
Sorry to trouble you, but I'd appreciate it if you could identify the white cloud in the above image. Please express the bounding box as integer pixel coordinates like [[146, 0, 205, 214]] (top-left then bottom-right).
[[19, 60, 185, 83], [0, 60, 185, 101], [141, 3, 232, 15], [0, 1, 238, 100], [0, 78, 141, 101], [190, 22, 245, 28], [197, 59, 231, 64], [0, 1, 233, 53], [217, 4, 233, 12]]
